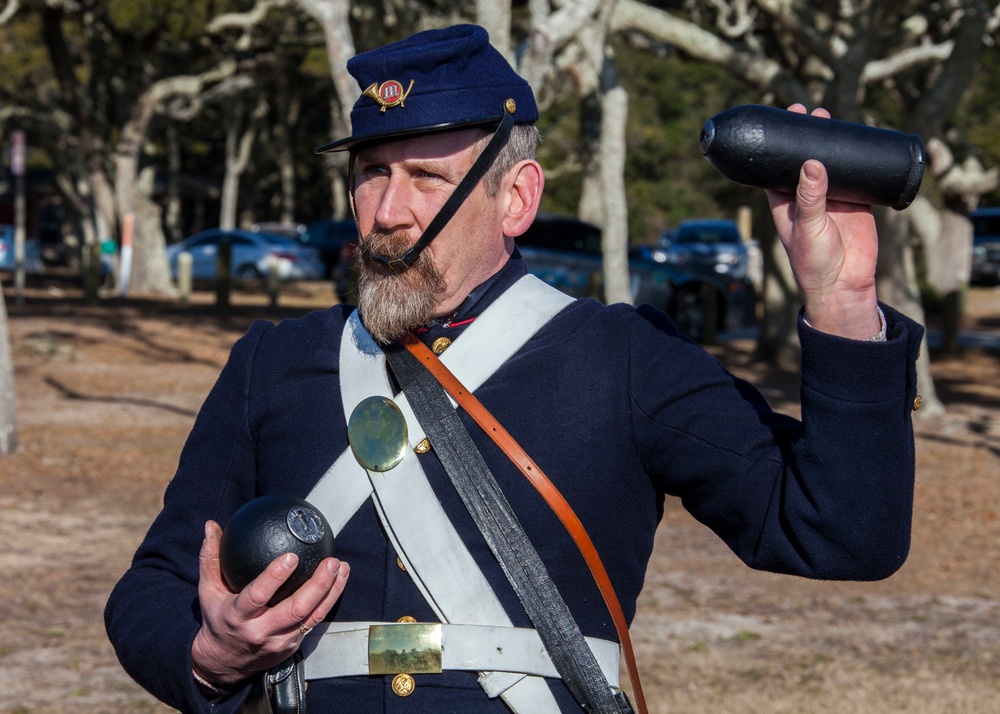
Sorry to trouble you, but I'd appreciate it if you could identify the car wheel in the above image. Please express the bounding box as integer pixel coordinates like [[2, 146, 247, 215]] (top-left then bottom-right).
[[235, 264, 262, 283], [670, 288, 706, 341]]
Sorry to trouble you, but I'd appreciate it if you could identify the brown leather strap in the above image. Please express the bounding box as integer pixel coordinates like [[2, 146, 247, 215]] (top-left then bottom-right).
[[401, 333, 648, 714]]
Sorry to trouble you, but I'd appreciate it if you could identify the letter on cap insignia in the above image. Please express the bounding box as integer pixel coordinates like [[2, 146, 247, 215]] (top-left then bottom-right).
[[362, 80, 415, 113]]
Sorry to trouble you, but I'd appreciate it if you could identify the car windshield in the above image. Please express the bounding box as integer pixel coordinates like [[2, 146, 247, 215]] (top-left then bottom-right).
[[675, 225, 740, 244], [255, 233, 295, 245]]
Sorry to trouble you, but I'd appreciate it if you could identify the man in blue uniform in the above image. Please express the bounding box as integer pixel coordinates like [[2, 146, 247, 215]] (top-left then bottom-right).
[[105, 23, 923, 714]]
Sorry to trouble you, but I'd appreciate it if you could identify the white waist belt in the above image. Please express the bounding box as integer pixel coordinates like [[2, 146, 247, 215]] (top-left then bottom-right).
[[301, 621, 621, 685]]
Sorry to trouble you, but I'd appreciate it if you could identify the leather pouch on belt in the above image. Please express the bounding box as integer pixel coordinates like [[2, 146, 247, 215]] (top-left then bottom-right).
[[240, 651, 305, 714]]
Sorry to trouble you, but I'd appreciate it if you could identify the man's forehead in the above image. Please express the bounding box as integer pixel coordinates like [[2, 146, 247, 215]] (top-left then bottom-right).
[[355, 128, 487, 164]]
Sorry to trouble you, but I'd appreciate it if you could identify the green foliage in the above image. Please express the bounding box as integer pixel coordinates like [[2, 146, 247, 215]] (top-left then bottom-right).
[[537, 35, 762, 245]]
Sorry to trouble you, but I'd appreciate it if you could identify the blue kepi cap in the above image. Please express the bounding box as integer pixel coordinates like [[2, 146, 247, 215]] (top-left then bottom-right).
[[315, 24, 538, 154]]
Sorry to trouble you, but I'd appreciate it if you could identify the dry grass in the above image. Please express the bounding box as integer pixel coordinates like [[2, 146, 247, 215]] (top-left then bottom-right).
[[2, 278, 999, 713]]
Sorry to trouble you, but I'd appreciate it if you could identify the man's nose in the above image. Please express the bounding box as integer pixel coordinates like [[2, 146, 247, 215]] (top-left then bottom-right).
[[373, 174, 415, 232]]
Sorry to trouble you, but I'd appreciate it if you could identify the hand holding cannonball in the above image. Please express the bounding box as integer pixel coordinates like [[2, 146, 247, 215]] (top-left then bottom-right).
[[219, 495, 336, 606]]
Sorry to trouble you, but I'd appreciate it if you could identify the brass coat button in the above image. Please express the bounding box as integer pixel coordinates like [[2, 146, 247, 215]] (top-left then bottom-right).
[[431, 337, 452, 354], [414, 438, 432, 454], [396, 615, 417, 623], [396, 556, 407, 572], [913, 395, 922, 411], [392, 672, 416, 697]]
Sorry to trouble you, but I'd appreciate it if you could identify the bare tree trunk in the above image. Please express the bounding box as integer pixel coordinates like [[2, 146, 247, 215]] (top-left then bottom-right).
[[131, 167, 177, 296], [41, 3, 119, 239], [0, 287, 17, 454], [577, 90, 603, 227], [295, 0, 355, 132], [755, 229, 801, 371], [876, 206, 943, 418], [322, 97, 351, 220], [165, 122, 184, 243], [477, 0, 512, 60], [114, 61, 238, 292], [296, 0, 354, 220], [220, 99, 267, 230], [275, 89, 299, 225], [598, 59, 631, 305]]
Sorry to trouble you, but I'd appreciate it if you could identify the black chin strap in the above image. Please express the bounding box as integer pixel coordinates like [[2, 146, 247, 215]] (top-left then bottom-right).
[[369, 109, 516, 273]]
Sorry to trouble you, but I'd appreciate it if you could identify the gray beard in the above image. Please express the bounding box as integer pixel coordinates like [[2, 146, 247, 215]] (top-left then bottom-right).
[[356, 230, 446, 345]]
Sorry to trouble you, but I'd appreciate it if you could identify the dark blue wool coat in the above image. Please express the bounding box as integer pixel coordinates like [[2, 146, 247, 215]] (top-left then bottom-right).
[[105, 257, 923, 713]]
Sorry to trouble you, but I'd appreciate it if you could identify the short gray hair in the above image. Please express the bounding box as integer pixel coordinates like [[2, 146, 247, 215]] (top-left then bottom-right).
[[480, 123, 543, 196]]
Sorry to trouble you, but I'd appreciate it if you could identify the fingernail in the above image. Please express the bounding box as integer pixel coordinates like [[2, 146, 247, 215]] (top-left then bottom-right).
[[802, 161, 821, 182], [326, 559, 340, 575], [280, 553, 297, 570]]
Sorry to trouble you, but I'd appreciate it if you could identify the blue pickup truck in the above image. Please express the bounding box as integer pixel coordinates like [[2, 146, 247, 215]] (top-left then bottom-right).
[[516, 214, 755, 341]]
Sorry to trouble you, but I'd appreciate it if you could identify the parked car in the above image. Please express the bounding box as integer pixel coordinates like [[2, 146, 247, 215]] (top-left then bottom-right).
[[165, 228, 325, 283], [971, 207, 1000, 285], [649, 218, 751, 282], [517, 214, 754, 340], [0, 224, 44, 274], [299, 219, 359, 278]]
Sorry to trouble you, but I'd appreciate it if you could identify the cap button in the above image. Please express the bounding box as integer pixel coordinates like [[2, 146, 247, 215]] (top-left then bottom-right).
[[505, 98, 517, 114]]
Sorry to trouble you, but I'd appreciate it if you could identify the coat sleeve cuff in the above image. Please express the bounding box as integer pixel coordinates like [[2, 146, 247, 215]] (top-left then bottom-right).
[[797, 302, 924, 404]]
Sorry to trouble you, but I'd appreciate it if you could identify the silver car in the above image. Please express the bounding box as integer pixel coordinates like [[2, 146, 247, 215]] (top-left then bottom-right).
[[166, 228, 325, 283]]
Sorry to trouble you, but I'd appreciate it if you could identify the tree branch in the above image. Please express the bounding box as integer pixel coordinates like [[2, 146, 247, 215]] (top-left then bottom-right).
[[861, 41, 955, 83], [611, 0, 811, 105], [207, 0, 294, 33], [0, 0, 19, 25]]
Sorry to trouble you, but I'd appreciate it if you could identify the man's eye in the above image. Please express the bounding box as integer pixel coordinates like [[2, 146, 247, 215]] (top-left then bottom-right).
[[358, 165, 388, 181]]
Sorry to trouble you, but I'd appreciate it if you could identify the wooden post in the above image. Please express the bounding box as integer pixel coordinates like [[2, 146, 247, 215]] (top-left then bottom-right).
[[215, 240, 231, 312], [699, 282, 719, 344], [119, 213, 134, 297], [267, 255, 280, 309], [11, 131, 25, 307], [177, 252, 192, 303], [737, 205, 752, 242], [84, 242, 102, 306]]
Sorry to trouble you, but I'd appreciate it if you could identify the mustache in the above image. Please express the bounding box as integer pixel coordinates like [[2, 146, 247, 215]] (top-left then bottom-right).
[[358, 229, 413, 265]]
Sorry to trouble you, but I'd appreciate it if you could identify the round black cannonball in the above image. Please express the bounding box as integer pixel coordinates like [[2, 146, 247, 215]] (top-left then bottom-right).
[[219, 495, 336, 607]]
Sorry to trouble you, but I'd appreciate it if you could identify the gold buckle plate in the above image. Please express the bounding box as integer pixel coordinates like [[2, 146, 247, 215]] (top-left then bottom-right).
[[368, 623, 443, 675]]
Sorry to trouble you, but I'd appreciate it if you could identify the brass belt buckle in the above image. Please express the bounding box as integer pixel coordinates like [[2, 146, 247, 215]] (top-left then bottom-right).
[[368, 623, 444, 675]]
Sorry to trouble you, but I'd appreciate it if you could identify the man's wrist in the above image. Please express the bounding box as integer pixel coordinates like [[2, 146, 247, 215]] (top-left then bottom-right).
[[866, 306, 887, 342], [192, 667, 232, 698], [803, 305, 886, 342]]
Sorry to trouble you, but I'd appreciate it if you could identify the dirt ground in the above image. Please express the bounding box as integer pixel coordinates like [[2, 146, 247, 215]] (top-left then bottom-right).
[[1, 276, 998, 714]]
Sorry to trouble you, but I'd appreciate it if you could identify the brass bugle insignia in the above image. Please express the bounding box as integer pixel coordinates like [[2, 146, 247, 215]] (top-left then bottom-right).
[[362, 80, 415, 113]]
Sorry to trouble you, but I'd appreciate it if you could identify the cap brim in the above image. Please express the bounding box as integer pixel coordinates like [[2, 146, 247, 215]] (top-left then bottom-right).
[[314, 114, 504, 154]]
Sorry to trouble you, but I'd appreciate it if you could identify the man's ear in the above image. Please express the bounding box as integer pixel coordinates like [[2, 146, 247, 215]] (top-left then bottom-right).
[[501, 160, 544, 238]]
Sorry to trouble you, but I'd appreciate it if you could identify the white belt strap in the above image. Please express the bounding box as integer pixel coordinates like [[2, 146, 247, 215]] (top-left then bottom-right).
[[301, 622, 620, 683]]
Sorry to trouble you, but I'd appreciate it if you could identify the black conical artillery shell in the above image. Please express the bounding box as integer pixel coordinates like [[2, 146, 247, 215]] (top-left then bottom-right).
[[700, 104, 925, 210]]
